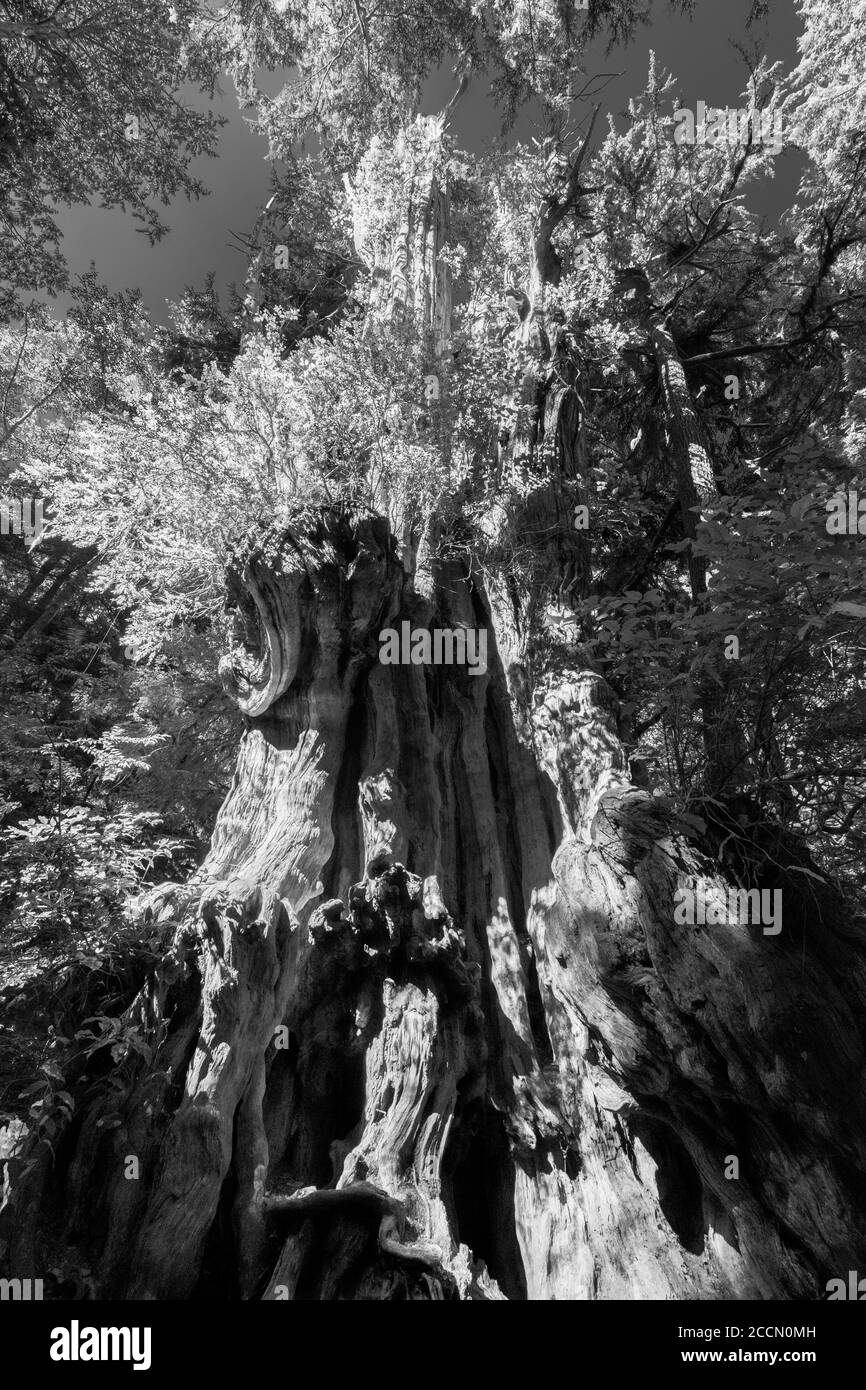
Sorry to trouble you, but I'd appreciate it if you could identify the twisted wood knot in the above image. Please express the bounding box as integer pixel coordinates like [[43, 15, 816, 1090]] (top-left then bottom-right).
[[306, 865, 477, 999], [218, 512, 401, 716]]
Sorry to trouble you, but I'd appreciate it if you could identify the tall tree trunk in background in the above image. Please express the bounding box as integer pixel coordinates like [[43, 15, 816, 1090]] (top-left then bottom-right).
[[618, 266, 748, 794], [4, 116, 866, 1303]]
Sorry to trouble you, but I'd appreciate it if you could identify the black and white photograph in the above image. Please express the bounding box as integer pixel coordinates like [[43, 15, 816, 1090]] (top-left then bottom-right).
[[0, 0, 864, 1359]]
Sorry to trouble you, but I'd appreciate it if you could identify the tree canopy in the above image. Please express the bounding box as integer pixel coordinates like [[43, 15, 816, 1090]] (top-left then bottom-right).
[[0, 0, 223, 317], [1, 0, 865, 1023]]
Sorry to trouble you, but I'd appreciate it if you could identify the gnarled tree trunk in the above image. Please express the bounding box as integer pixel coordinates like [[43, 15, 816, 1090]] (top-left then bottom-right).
[[4, 114, 866, 1303]]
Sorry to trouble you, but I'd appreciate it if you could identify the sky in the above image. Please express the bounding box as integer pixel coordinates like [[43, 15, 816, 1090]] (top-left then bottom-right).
[[55, 0, 803, 326]]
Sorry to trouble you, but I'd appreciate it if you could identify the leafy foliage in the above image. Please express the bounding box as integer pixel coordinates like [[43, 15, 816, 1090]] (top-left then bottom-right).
[[2, 0, 866, 1135], [0, 0, 223, 317]]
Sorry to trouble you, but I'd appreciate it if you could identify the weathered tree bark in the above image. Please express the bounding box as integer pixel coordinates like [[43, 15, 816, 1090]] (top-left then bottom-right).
[[7, 500, 866, 1301], [4, 115, 866, 1303]]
